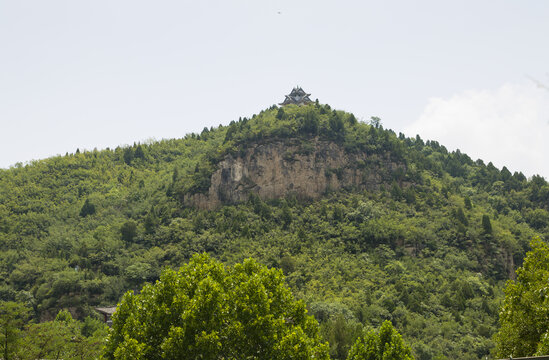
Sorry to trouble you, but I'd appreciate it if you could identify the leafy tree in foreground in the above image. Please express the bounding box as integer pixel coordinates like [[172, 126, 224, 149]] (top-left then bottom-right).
[[495, 237, 549, 357], [0, 301, 28, 360], [347, 320, 414, 360], [103, 253, 329, 360]]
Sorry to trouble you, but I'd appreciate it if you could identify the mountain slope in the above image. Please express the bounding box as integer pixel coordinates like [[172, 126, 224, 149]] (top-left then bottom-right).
[[1, 103, 549, 359]]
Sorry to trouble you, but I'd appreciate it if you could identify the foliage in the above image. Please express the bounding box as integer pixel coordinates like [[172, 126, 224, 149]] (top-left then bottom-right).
[[80, 198, 96, 217], [103, 253, 329, 360], [495, 237, 549, 357], [21, 310, 107, 360], [0, 303, 106, 360], [347, 320, 414, 360], [0, 103, 547, 358], [120, 220, 137, 242], [0, 301, 28, 360], [482, 215, 492, 235], [321, 314, 362, 359]]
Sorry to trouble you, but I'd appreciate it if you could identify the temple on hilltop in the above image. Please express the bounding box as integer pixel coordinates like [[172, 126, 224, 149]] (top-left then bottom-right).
[[279, 86, 313, 106]]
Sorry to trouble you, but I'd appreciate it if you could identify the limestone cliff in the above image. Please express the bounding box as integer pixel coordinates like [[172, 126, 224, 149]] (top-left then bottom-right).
[[185, 138, 405, 209]]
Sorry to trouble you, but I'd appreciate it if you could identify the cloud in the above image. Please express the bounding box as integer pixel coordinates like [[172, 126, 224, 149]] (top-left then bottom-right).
[[404, 82, 549, 179]]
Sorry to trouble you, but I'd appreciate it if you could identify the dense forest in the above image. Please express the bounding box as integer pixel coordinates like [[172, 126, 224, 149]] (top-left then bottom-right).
[[1, 103, 549, 359]]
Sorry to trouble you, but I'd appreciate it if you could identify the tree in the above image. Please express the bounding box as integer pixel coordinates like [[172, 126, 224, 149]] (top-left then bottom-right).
[[103, 254, 329, 360], [299, 111, 319, 135], [456, 207, 468, 226], [525, 208, 549, 230], [79, 198, 96, 217], [22, 310, 107, 360], [0, 301, 29, 360], [464, 196, 472, 210], [321, 314, 362, 360], [369, 116, 381, 128], [123, 148, 134, 165], [482, 214, 492, 234], [134, 145, 145, 160], [495, 237, 549, 357], [120, 220, 138, 242], [347, 114, 357, 125], [144, 208, 159, 235], [347, 320, 414, 360], [276, 107, 286, 120], [329, 111, 345, 139], [280, 203, 292, 229]]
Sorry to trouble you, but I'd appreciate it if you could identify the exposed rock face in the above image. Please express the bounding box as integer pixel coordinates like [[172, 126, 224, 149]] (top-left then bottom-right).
[[185, 139, 405, 210]]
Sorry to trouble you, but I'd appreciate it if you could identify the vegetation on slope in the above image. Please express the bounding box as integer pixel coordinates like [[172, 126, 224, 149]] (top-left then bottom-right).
[[495, 237, 549, 358], [1, 103, 549, 359]]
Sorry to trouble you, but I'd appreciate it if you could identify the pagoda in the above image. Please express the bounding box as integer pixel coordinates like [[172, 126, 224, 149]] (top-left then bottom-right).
[[279, 86, 313, 106]]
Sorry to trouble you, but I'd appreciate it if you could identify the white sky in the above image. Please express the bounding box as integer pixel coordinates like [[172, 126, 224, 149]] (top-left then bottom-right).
[[1, 1, 548, 177]]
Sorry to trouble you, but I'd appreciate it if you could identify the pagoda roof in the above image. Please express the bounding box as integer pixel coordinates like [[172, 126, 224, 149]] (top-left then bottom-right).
[[279, 86, 313, 106], [95, 306, 117, 315]]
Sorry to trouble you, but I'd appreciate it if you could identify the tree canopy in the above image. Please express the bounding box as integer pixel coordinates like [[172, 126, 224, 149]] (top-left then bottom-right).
[[347, 320, 414, 360], [0, 303, 106, 360], [0, 301, 28, 360], [103, 253, 330, 360], [495, 237, 549, 357]]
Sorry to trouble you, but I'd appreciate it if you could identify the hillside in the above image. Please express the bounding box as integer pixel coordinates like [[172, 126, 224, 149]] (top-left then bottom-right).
[[1, 103, 549, 359]]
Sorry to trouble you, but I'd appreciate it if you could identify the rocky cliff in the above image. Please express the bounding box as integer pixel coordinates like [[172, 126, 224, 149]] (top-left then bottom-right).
[[185, 138, 405, 209]]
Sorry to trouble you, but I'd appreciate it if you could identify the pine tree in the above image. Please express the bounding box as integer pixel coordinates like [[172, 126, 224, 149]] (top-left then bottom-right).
[[120, 221, 137, 242], [79, 199, 96, 217], [123, 148, 134, 165], [276, 107, 286, 120], [134, 145, 145, 160], [482, 215, 492, 234], [464, 196, 472, 210], [456, 207, 468, 226]]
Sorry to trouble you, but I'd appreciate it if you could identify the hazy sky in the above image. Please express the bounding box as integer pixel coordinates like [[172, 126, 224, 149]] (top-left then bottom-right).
[[1, 1, 549, 177]]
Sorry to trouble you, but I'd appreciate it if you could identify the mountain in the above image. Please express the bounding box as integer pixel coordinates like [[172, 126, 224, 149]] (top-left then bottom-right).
[[1, 103, 548, 359]]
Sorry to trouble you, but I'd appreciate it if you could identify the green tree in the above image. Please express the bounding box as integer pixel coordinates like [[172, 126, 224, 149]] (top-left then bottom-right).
[[79, 198, 96, 217], [329, 111, 345, 139], [299, 111, 319, 135], [276, 107, 286, 120], [456, 207, 468, 226], [347, 320, 414, 360], [22, 310, 107, 360], [347, 113, 357, 125], [22, 310, 77, 359], [482, 214, 492, 234], [144, 208, 159, 235], [103, 254, 329, 360], [280, 203, 292, 229], [123, 147, 134, 165], [120, 221, 137, 242], [390, 182, 403, 201], [464, 196, 472, 210], [525, 208, 549, 230], [0, 301, 29, 360], [495, 237, 549, 357], [134, 145, 145, 160], [369, 116, 381, 128], [321, 314, 362, 360]]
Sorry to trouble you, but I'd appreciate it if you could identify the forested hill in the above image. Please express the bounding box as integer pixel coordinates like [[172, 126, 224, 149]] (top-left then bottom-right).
[[1, 103, 549, 359]]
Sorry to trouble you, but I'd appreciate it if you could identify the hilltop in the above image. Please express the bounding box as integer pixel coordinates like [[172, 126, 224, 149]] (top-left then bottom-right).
[[1, 103, 549, 359]]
